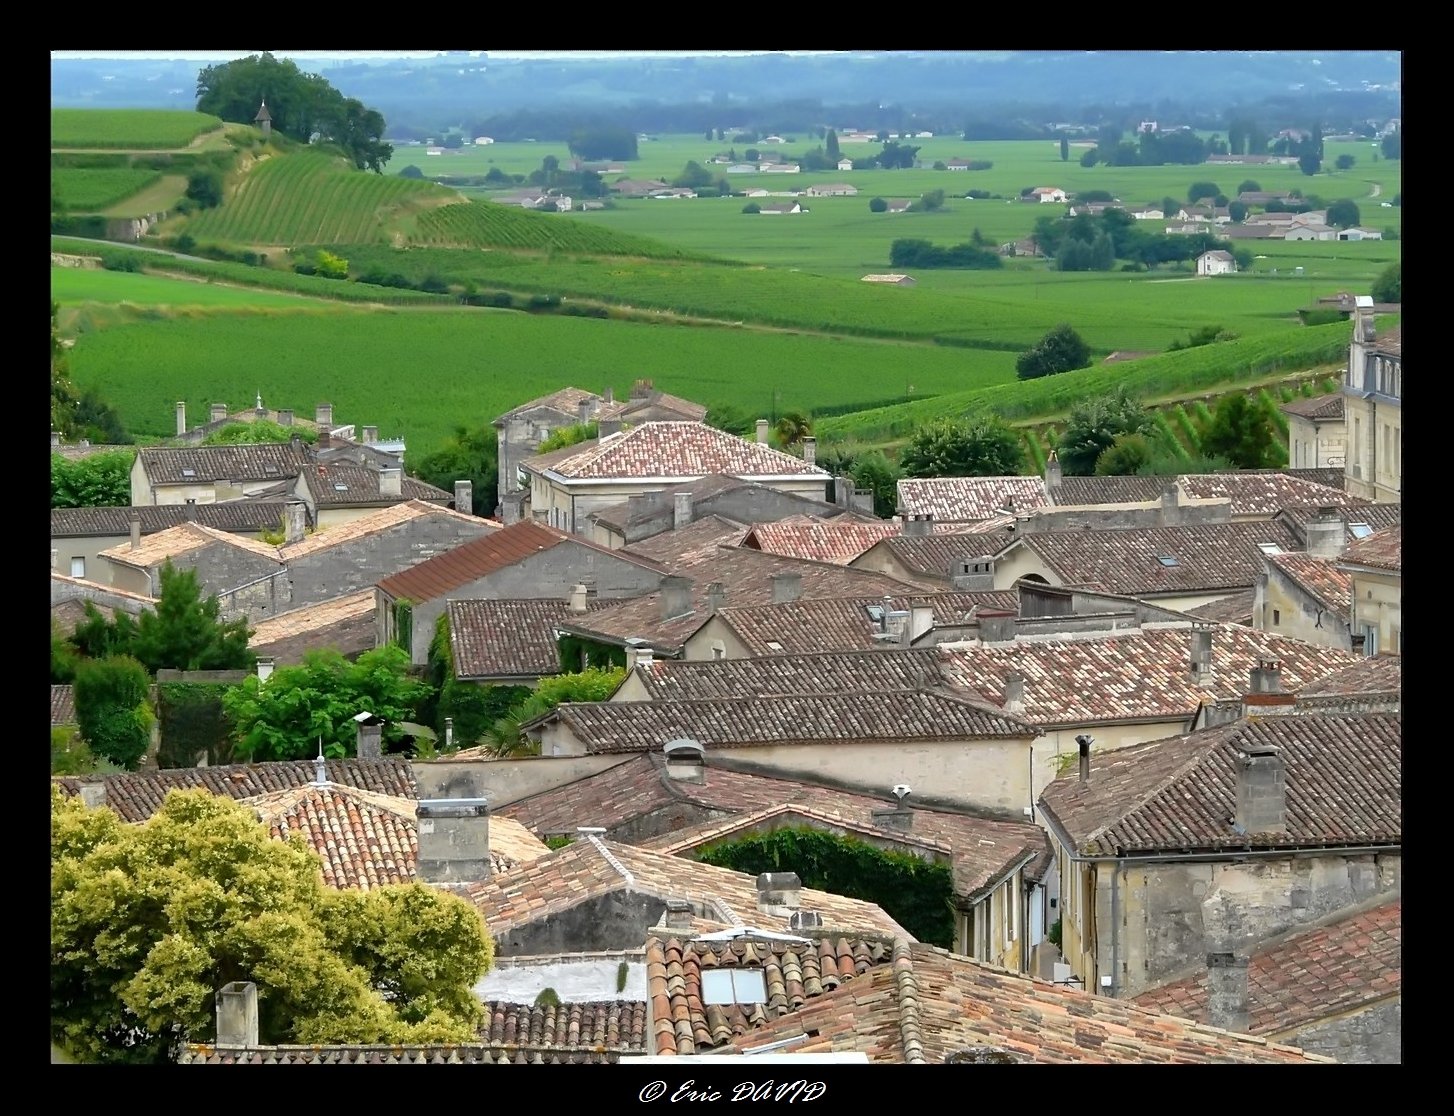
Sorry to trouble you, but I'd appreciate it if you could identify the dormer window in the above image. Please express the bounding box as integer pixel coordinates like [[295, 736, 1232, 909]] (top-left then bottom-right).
[[1155, 554, 1180, 567], [702, 968, 767, 1005], [1348, 523, 1373, 539]]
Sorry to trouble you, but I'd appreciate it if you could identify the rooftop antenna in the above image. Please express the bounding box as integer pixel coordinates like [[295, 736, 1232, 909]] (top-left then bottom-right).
[[312, 737, 327, 787]]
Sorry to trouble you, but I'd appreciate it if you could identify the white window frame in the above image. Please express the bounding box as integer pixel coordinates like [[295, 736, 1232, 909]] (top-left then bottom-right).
[[702, 968, 767, 1005], [69, 556, 85, 578]]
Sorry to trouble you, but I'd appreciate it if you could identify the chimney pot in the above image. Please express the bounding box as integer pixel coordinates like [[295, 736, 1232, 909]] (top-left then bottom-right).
[[175, 401, 187, 437], [1077, 734, 1093, 784], [664, 899, 695, 930], [756, 419, 769, 444], [1002, 670, 1026, 715], [454, 479, 474, 515], [355, 717, 383, 760], [1305, 508, 1346, 559], [771, 572, 803, 604], [569, 583, 589, 613], [1190, 624, 1215, 684], [215, 981, 260, 1048]]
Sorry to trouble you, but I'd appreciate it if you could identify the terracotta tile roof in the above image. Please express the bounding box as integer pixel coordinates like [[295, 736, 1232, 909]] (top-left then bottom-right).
[[1265, 552, 1353, 616], [740, 515, 899, 564], [97, 521, 283, 569], [1177, 472, 1356, 517], [481, 999, 647, 1052], [627, 647, 954, 702], [178, 1044, 623, 1064], [1132, 900, 1400, 1037], [936, 623, 1358, 727], [712, 590, 1019, 656], [1375, 325, 1401, 358], [1280, 392, 1346, 421], [494, 386, 601, 425], [609, 389, 708, 423], [1281, 467, 1347, 492], [245, 783, 419, 891], [555, 549, 918, 653], [530, 690, 1038, 755], [620, 515, 749, 565], [646, 934, 896, 1055], [49, 571, 156, 604], [247, 590, 376, 659], [856, 533, 1015, 583], [524, 422, 829, 481], [462, 834, 910, 940], [1038, 712, 1401, 855], [278, 499, 493, 561], [1048, 475, 1168, 506], [1301, 653, 1400, 698], [377, 520, 659, 603], [52, 757, 417, 823], [1014, 520, 1304, 595], [50, 502, 296, 538], [1277, 502, 1400, 545], [137, 441, 311, 486], [897, 476, 1050, 521], [51, 684, 76, 726], [588, 475, 761, 531], [447, 597, 613, 679], [1339, 525, 1400, 572], [297, 463, 451, 506], [1181, 590, 1255, 625], [721, 941, 1332, 1063]]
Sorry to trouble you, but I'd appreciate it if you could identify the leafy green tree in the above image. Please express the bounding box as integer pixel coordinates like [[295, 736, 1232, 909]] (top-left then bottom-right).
[[1016, 323, 1091, 381], [131, 564, 255, 674], [1094, 432, 1156, 475], [185, 170, 224, 209], [825, 129, 840, 161], [1229, 200, 1248, 222], [70, 603, 140, 662], [1055, 387, 1154, 476], [1060, 136, 1069, 161], [1137, 451, 1233, 476], [73, 655, 155, 771], [1199, 393, 1283, 469], [1298, 150, 1321, 176], [407, 425, 499, 517], [1372, 261, 1400, 304], [51, 787, 492, 1062], [773, 411, 813, 450], [1335, 154, 1356, 171], [912, 188, 946, 211], [52, 619, 80, 684], [487, 667, 626, 757], [399, 165, 424, 179], [223, 646, 431, 762], [201, 419, 317, 446], [1238, 180, 1262, 194], [1079, 148, 1098, 168], [51, 450, 135, 509], [900, 415, 1024, 478], [1325, 198, 1360, 228], [850, 449, 902, 518], [1380, 128, 1400, 159], [741, 202, 760, 214], [567, 126, 638, 161], [1188, 181, 1220, 203], [537, 422, 598, 454]]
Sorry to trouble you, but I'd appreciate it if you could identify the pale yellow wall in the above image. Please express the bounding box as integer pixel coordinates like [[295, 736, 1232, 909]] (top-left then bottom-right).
[[611, 673, 651, 701], [104, 562, 153, 596], [956, 867, 1026, 972], [849, 547, 936, 586], [1034, 722, 1191, 804], [1255, 568, 1350, 652], [993, 546, 1061, 590], [1286, 415, 1346, 470], [1345, 397, 1402, 503], [149, 480, 280, 506], [1147, 591, 1236, 613], [316, 506, 391, 529], [681, 616, 752, 661], [1351, 569, 1401, 656]]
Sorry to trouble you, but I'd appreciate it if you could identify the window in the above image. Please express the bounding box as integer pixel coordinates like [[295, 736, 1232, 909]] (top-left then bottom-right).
[[702, 968, 767, 1005], [1155, 555, 1179, 567], [1257, 542, 1283, 555], [1005, 879, 1017, 947], [864, 604, 885, 624], [1272, 609, 1281, 626], [181, 468, 196, 478], [1361, 624, 1379, 657], [765, 641, 784, 652], [69, 556, 85, 578], [1348, 523, 1373, 539], [333, 483, 348, 491]]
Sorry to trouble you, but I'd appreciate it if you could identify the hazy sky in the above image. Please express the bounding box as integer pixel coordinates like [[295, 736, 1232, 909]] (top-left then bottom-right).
[[50, 50, 827, 62]]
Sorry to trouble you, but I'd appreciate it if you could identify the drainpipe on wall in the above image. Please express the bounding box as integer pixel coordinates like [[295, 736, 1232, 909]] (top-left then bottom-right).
[[1108, 859, 1123, 998]]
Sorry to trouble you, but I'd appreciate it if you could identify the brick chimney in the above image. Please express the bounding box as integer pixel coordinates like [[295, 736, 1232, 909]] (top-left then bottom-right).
[[1044, 451, 1062, 492], [1002, 670, 1026, 715], [175, 401, 187, 437], [278, 409, 294, 427], [379, 467, 403, 498], [1235, 741, 1287, 834], [660, 575, 693, 619], [756, 419, 769, 444], [771, 572, 802, 603], [1189, 624, 1215, 685], [283, 503, 307, 545], [215, 981, 259, 1048], [1305, 507, 1345, 559], [454, 479, 473, 515], [663, 737, 706, 783], [210, 402, 228, 424], [354, 713, 383, 760], [673, 491, 692, 529], [315, 403, 334, 429], [416, 796, 492, 885], [977, 609, 1017, 644], [362, 424, 378, 443], [802, 436, 816, 467], [569, 583, 589, 613], [706, 582, 727, 611], [756, 871, 801, 915]]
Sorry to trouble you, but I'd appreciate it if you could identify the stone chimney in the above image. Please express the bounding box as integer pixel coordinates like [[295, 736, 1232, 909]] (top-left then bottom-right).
[[664, 899, 695, 930], [1077, 734, 1093, 784], [1160, 480, 1184, 526], [1044, 451, 1062, 491], [256, 657, 275, 683], [569, 583, 589, 613], [834, 475, 853, 508], [379, 467, 403, 498], [317, 429, 332, 450], [1189, 624, 1214, 685], [771, 572, 803, 604], [278, 409, 294, 427], [130, 514, 141, 550], [578, 398, 593, 424], [354, 713, 383, 760], [977, 609, 1017, 644], [950, 557, 995, 591], [454, 479, 473, 515], [756, 418, 769, 444], [175, 401, 187, 437], [1002, 670, 1026, 715], [599, 418, 623, 437], [900, 512, 934, 537], [78, 782, 107, 808], [362, 425, 378, 443], [283, 503, 307, 545], [756, 871, 801, 915], [210, 402, 228, 424], [183, 499, 198, 523], [499, 490, 525, 526], [315, 402, 334, 429], [706, 582, 727, 611], [625, 640, 655, 671], [215, 981, 259, 1048], [909, 603, 933, 642], [673, 491, 693, 529], [1305, 507, 1345, 559], [802, 436, 816, 467], [1202, 889, 1250, 1032], [1235, 741, 1287, 834], [603, 386, 615, 404], [663, 738, 706, 783], [660, 575, 694, 620], [416, 796, 492, 885], [871, 787, 914, 831]]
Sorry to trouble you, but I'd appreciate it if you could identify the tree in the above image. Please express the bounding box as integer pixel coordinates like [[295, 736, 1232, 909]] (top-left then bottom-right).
[[1372, 261, 1400, 304], [1380, 128, 1400, 160], [1056, 387, 1154, 476], [1094, 432, 1156, 476], [131, 564, 256, 674], [202, 420, 317, 447], [407, 425, 499, 517], [222, 646, 431, 762], [848, 450, 902, 518], [51, 787, 492, 1062], [399, 165, 424, 179], [825, 128, 840, 161], [567, 126, 638, 161], [1238, 179, 1262, 194], [1199, 393, 1282, 469], [51, 450, 135, 509], [52, 620, 80, 684], [1229, 200, 1248, 222], [1325, 198, 1361, 228], [773, 411, 813, 450], [899, 415, 1024, 478], [869, 196, 888, 213], [1187, 181, 1220, 204], [672, 160, 714, 190], [1298, 150, 1321, 176], [1079, 148, 1098, 168], [185, 170, 224, 209], [741, 202, 760, 214], [1335, 154, 1356, 171], [74, 655, 155, 771], [1016, 323, 1091, 381], [486, 667, 626, 757], [913, 188, 946, 212], [1060, 135, 1069, 161]]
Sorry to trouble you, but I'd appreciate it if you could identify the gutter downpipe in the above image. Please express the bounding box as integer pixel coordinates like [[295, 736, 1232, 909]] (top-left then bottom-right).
[[1109, 858, 1122, 999]]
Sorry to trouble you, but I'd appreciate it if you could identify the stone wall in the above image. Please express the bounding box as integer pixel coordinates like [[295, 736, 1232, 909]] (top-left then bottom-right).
[[287, 516, 496, 608], [495, 891, 669, 957], [1280, 997, 1400, 1065]]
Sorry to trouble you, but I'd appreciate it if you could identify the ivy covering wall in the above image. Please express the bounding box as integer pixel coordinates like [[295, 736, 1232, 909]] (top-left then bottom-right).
[[557, 634, 626, 673], [694, 827, 956, 948], [156, 681, 238, 768], [426, 612, 530, 750]]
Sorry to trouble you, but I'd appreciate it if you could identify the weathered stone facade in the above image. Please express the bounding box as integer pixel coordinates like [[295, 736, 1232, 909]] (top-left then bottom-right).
[[1278, 997, 1400, 1065], [286, 517, 496, 608]]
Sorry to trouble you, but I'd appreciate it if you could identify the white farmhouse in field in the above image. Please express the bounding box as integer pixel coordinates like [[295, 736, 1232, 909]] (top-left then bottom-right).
[[1196, 250, 1237, 276], [473, 136, 495, 145]]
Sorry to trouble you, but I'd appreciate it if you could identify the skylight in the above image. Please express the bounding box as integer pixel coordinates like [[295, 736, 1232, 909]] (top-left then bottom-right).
[[1155, 554, 1180, 567], [1348, 523, 1373, 539], [181, 468, 196, 477], [1257, 542, 1284, 555], [864, 604, 886, 623], [766, 641, 785, 652], [702, 968, 767, 1006], [334, 484, 348, 491]]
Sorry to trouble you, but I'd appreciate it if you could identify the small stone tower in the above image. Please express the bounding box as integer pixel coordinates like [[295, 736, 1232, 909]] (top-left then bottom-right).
[[254, 99, 271, 138]]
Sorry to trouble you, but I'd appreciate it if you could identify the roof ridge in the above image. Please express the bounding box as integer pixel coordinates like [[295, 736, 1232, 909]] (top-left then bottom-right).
[[587, 835, 635, 888], [892, 939, 926, 1063]]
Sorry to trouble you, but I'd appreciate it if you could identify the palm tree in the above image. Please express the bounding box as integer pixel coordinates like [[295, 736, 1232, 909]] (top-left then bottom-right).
[[773, 411, 812, 450]]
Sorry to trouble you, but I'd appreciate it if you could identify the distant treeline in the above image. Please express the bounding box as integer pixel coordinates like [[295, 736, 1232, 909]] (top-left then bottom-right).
[[889, 239, 1003, 270]]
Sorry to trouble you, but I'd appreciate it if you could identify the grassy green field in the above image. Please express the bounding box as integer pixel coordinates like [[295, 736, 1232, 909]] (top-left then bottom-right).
[[51, 109, 225, 149], [50, 267, 354, 311], [52, 168, 162, 212]]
